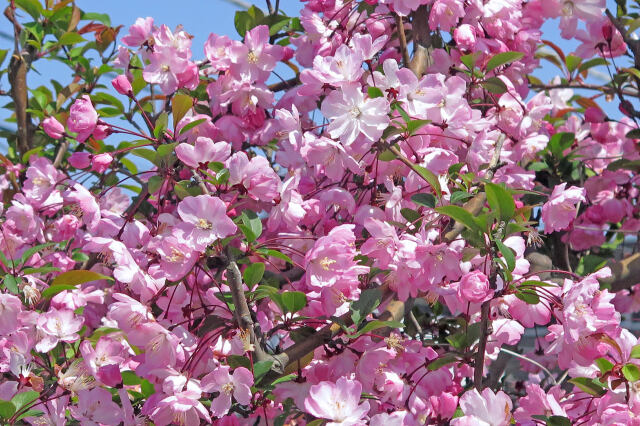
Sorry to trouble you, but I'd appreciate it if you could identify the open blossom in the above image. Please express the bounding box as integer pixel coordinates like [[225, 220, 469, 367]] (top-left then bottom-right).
[[177, 195, 237, 250], [175, 138, 231, 169], [0, 294, 23, 335], [201, 366, 253, 417], [304, 377, 370, 425], [228, 25, 284, 81], [453, 388, 513, 426], [541, 183, 586, 233], [69, 387, 123, 425], [67, 95, 98, 143], [321, 83, 390, 147], [305, 224, 369, 290], [35, 309, 84, 352], [226, 152, 281, 202]]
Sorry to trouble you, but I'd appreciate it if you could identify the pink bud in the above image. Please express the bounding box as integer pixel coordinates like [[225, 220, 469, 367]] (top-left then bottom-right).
[[584, 106, 606, 123], [92, 124, 111, 141], [454, 24, 477, 50], [91, 153, 113, 173], [42, 117, 65, 139], [68, 152, 92, 169], [111, 74, 133, 96], [602, 23, 613, 43], [281, 46, 295, 62], [459, 271, 492, 303]]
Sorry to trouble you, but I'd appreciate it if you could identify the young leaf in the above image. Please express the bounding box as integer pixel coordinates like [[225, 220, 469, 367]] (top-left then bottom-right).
[[568, 377, 606, 396], [51, 270, 113, 287], [351, 288, 382, 326], [367, 87, 384, 98], [3, 275, 19, 294], [622, 363, 640, 382], [485, 183, 515, 222], [411, 193, 436, 208], [281, 291, 307, 314], [436, 205, 484, 235], [486, 51, 524, 73], [243, 263, 265, 287]]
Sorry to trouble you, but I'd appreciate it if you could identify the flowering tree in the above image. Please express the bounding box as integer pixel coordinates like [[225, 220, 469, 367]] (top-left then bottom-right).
[[3, 0, 640, 424]]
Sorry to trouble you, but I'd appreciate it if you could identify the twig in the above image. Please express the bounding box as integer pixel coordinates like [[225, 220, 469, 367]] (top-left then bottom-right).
[[395, 14, 411, 68], [192, 170, 210, 195], [53, 140, 70, 168], [499, 347, 558, 385], [444, 133, 506, 242], [474, 300, 492, 390], [409, 5, 433, 77]]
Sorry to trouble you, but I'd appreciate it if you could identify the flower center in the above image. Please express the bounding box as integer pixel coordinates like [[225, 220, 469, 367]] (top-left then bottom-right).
[[197, 218, 213, 230], [222, 382, 235, 395], [247, 50, 259, 64], [349, 106, 362, 118], [562, 1, 574, 16], [319, 257, 336, 271], [167, 248, 185, 263]]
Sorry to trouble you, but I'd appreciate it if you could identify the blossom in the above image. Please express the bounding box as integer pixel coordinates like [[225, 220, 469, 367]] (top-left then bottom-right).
[[453, 388, 513, 426], [458, 271, 492, 304], [541, 183, 586, 233], [304, 377, 370, 425], [175, 138, 231, 169], [69, 388, 123, 424], [226, 152, 281, 202], [67, 95, 98, 143], [42, 117, 65, 139], [321, 84, 390, 147], [111, 75, 133, 96], [228, 25, 284, 81], [201, 366, 253, 417], [0, 294, 23, 335], [177, 195, 237, 250], [35, 309, 84, 352]]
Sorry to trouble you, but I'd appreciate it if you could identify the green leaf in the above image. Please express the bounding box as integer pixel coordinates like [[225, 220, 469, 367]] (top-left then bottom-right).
[[595, 358, 614, 374], [243, 263, 265, 287], [154, 112, 169, 139], [548, 132, 575, 157], [281, 291, 307, 314], [547, 416, 572, 426], [495, 240, 515, 271], [240, 210, 262, 243], [486, 51, 524, 72], [0, 401, 15, 419], [413, 165, 442, 197], [147, 175, 164, 194], [406, 119, 431, 135], [630, 345, 640, 359], [172, 94, 193, 128], [401, 207, 421, 224], [11, 390, 39, 412], [427, 354, 458, 371], [41, 284, 76, 299], [482, 77, 508, 94], [51, 270, 113, 287], [3, 275, 19, 294], [450, 191, 473, 204], [460, 53, 479, 71], [271, 374, 297, 385], [436, 205, 484, 235], [350, 288, 382, 326], [131, 148, 159, 165], [19, 242, 57, 266], [378, 149, 396, 161], [15, 0, 42, 19], [411, 193, 436, 208], [568, 377, 607, 396], [82, 12, 111, 25], [626, 129, 640, 139], [227, 355, 251, 369], [367, 87, 384, 98], [156, 142, 177, 159], [485, 183, 515, 223], [179, 118, 207, 135], [121, 371, 143, 385], [58, 32, 86, 46], [515, 289, 539, 304], [257, 249, 293, 265], [622, 363, 640, 382], [348, 320, 403, 338], [565, 55, 581, 73], [253, 360, 273, 383], [578, 58, 608, 74], [15, 409, 44, 421]]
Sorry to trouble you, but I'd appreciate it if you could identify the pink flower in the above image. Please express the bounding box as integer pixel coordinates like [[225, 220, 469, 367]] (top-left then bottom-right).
[[458, 271, 492, 304], [64, 183, 101, 232], [177, 195, 237, 250], [453, 388, 513, 426], [0, 294, 23, 335], [121, 16, 154, 46], [429, 0, 465, 31], [152, 230, 199, 281], [541, 183, 586, 233], [175, 138, 230, 169], [67, 95, 98, 143], [228, 25, 284, 82], [226, 152, 281, 202], [204, 33, 233, 72], [91, 153, 113, 174], [304, 377, 370, 425], [151, 377, 211, 426], [69, 388, 123, 425], [42, 117, 65, 139], [68, 152, 92, 169], [321, 84, 390, 147], [35, 309, 84, 352], [201, 366, 253, 417], [111, 75, 132, 96]]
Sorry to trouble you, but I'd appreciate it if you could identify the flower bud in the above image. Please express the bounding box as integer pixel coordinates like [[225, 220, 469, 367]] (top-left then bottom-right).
[[68, 152, 92, 169], [42, 117, 65, 139], [91, 153, 113, 173], [111, 75, 133, 96], [459, 271, 492, 303], [602, 23, 613, 43]]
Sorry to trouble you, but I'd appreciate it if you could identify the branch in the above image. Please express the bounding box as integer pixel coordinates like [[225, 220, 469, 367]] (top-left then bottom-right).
[[601, 252, 640, 292], [443, 133, 506, 242], [268, 76, 299, 92], [606, 9, 640, 69], [474, 300, 492, 390], [395, 14, 411, 69], [409, 5, 434, 77]]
